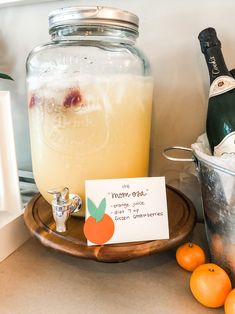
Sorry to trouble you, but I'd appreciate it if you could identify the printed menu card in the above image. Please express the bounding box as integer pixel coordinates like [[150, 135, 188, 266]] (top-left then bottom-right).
[[84, 177, 169, 246]]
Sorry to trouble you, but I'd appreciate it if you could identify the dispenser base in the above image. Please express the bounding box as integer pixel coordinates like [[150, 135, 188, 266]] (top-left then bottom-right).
[[23, 185, 196, 262]]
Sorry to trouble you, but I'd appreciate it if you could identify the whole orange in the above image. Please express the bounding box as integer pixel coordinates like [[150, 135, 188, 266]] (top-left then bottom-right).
[[176, 242, 206, 271], [225, 289, 235, 314], [190, 263, 232, 308]]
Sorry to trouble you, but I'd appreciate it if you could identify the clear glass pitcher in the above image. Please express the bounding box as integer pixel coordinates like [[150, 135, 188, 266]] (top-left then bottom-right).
[[26, 6, 153, 216]]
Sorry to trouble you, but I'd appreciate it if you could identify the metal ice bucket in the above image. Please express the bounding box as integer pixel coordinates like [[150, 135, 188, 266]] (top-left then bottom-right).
[[164, 146, 235, 282]]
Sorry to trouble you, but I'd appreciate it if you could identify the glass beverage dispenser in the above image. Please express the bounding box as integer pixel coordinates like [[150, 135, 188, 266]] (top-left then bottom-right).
[[26, 6, 153, 216]]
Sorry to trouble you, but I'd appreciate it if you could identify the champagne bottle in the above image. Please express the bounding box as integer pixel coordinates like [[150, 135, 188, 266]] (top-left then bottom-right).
[[198, 27, 235, 156]]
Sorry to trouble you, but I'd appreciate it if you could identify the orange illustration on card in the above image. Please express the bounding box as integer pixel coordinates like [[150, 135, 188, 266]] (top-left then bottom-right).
[[83, 198, 115, 245]]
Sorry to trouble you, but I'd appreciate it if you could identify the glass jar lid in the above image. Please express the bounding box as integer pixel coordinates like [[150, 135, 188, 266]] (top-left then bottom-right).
[[49, 6, 139, 34]]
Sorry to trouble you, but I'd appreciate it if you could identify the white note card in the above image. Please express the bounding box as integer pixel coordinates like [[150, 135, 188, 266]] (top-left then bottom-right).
[[84, 177, 169, 246]]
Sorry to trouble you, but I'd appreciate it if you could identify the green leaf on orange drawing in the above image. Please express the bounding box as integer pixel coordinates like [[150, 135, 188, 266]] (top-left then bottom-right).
[[98, 198, 106, 220], [87, 197, 106, 222]]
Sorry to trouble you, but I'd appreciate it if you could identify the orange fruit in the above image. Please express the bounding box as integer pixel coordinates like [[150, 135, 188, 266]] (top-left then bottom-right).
[[225, 289, 235, 314], [176, 242, 206, 271], [190, 263, 232, 308]]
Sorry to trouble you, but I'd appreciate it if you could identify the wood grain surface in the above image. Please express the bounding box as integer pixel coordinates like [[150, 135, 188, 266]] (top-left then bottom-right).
[[24, 185, 196, 262]]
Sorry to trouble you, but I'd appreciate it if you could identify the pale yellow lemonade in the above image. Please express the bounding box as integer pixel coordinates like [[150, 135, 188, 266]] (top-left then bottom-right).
[[28, 75, 153, 216]]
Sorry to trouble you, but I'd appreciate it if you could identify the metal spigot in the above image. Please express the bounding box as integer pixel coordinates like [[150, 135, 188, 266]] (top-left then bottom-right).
[[48, 187, 82, 233]]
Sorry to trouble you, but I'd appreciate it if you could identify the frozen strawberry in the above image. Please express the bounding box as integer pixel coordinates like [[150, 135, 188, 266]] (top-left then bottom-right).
[[63, 89, 83, 108], [29, 94, 38, 108]]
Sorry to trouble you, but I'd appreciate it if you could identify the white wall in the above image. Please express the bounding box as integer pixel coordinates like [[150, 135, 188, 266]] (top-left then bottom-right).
[[0, 0, 234, 209]]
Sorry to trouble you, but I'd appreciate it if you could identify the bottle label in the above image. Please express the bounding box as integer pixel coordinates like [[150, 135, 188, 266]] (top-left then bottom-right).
[[209, 76, 235, 97], [214, 131, 235, 156]]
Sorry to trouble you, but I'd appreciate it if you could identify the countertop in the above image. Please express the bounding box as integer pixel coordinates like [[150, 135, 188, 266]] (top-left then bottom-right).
[[0, 223, 223, 314]]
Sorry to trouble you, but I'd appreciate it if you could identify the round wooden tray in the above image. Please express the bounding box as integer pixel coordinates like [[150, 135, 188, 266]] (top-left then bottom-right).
[[24, 185, 196, 262]]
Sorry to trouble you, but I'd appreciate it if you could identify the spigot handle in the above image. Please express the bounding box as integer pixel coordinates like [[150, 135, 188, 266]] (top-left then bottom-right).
[[48, 189, 62, 203], [61, 187, 69, 202], [48, 187, 70, 204]]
